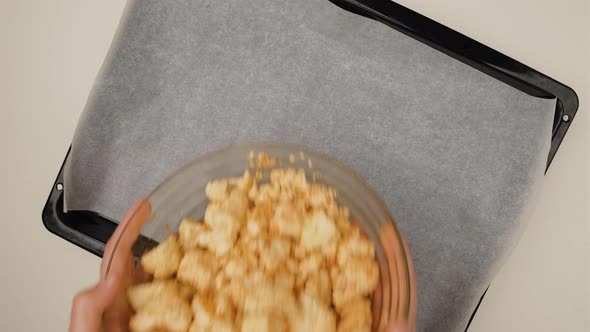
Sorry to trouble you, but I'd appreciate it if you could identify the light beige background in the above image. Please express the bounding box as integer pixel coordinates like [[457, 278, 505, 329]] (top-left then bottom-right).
[[1, 0, 588, 331]]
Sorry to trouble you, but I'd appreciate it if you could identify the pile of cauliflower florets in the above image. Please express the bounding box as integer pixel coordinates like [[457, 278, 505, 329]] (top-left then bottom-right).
[[128, 166, 379, 332]]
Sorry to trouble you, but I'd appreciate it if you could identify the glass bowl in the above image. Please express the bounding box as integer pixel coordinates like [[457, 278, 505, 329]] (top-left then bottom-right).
[[107, 143, 416, 331]]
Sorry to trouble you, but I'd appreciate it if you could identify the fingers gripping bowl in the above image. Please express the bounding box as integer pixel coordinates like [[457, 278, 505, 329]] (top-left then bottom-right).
[[107, 144, 416, 332]]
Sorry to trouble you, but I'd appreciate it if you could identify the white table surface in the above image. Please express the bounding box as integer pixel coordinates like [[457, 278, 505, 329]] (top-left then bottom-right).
[[0, 0, 588, 331]]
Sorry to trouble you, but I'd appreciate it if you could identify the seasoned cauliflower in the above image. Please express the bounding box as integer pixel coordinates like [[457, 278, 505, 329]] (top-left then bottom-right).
[[214, 291, 236, 320], [273, 270, 295, 291], [306, 184, 336, 208], [177, 249, 218, 292], [204, 204, 240, 236], [332, 257, 379, 309], [295, 293, 337, 332], [179, 218, 208, 250], [205, 179, 230, 202], [337, 227, 375, 267], [129, 296, 192, 332], [253, 183, 279, 204], [140, 235, 182, 279], [300, 211, 338, 252], [209, 318, 236, 332], [223, 257, 248, 279], [243, 283, 276, 315], [191, 294, 214, 329], [303, 268, 331, 305], [177, 282, 196, 301], [259, 237, 291, 274], [127, 280, 181, 311], [195, 229, 236, 257], [270, 202, 303, 239], [229, 170, 254, 193], [337, 297, 372, 332], [297, 253, 323, 284], [245, 204, 270, 237], [225, 189, 249, 221], [270, 169, 308, 193], [241, 313, 287, 332]]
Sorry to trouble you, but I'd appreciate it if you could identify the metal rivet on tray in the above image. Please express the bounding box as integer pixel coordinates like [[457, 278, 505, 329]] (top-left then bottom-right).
[[562, 114, 570, 122], [56, 183, 64, 191]]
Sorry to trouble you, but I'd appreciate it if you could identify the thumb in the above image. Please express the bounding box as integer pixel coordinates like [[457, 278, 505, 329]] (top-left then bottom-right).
[[68, 276, 121, 332]]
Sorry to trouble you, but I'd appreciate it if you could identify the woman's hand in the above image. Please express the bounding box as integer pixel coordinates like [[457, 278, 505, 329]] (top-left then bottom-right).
[[69, 199, 151, 332]]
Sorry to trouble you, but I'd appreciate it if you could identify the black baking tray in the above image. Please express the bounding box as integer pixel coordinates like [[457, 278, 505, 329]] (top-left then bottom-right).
[[42, 0, 579, 330]]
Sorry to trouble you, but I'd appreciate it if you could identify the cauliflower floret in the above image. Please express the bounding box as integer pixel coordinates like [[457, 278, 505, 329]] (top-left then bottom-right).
[[177, 282, 196, 301], [237, 235, 266, 260], [227, 271, 271, 309], [207, 177, 249, 220], [226, 189, 249, 221], [224, 257, 248, 279], [214, 291, 236, 320], [254, 183, 280, 204], [214, 272, 229, 293], [241, 313, 287, 332], [188, 323, 208, 332], [337, 297, 372, 332], [197, 230, 236, 257], [245, 218, 263, 237], [297, 253, 322, 286], [254, 286, 299, 330], [140, 235, 182, 279], [235, 236, 259, 268], [189, 321, 234, 332], [306, 184, 335, 208], [209, 318, 236, 332], [332, 258, 379, 309], [245, 204, 271, 237], [292, 242, 306, 260], [243, 283, 277, 315], [337, 228, 375, 267], [335, 215, 353, 236], [190, 294, 214, 329], [179, 218, 209, 250], [204, 204, 241, 236], [127, 280, 181, 311], [295, 293, 336, 332], [205, 179, 230, 202], [300, 211, 338, 252], [247, 182, 258, 201], [284, 258, 298, 274], [200, 204, 242, 256], [321, 238, 339, 264], [273, 270, 295, 291], [129, 296, 192, 332], [270, 202, 303, 239], [270, 169, 308, 192], [253, 152, 277, 168], [227, 279, 247, 308], [177, 249, 218, 292], [229, 170, 254, 193], [303, 268, 331, 305], [260, 237, 291, 274]]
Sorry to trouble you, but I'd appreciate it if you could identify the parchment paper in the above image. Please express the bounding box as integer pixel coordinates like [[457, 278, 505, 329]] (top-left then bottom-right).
[[64, 0, 555, 330]]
